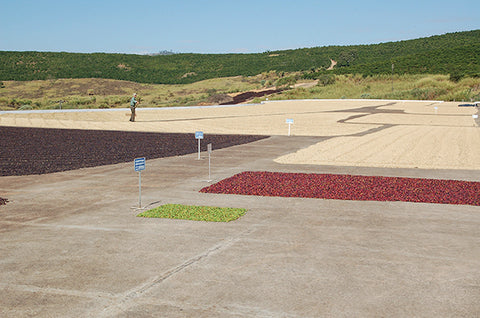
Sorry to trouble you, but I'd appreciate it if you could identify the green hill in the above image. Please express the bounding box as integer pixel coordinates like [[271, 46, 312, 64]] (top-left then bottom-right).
[[1, 30, 479, 84]]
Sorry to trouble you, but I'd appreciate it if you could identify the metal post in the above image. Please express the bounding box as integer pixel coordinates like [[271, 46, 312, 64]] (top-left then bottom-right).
[[207, 143, 212, 181], [197, 138, 201, 160], [286, 119, 294, 136], [138, 171, 142, 208], [133, 157, 145, 209]]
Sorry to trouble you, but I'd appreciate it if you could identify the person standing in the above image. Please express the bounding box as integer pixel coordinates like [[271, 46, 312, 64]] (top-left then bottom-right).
[[129, 93, 138, 122]]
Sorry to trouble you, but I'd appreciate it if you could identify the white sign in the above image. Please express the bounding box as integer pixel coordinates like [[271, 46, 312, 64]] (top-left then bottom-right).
[[473, 115, 478, 119], [134, 157, 146, 172]]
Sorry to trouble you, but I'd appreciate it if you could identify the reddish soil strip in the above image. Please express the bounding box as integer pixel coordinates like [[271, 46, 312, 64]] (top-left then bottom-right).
[[220, 89, 281, 105], [200, 171, 480, 206], [0, 127, 267, 176]]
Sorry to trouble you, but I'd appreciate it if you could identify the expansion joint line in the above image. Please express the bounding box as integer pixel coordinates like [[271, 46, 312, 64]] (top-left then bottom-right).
[[98, 221, 264, 317]]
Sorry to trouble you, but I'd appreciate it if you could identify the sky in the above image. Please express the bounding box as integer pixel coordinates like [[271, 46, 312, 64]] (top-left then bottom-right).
[[1, 0, 479, 54]]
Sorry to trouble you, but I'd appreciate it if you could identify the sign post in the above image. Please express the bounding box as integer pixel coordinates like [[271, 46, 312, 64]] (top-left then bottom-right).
[[286, 119, 294, 136], [207, 143, 212, 181], [195, 131, 204, 160], [134, 157, 146, 208]]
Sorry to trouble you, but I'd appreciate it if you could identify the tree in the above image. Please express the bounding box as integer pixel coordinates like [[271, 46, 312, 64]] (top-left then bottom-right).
[[337, 50, 358, 67]]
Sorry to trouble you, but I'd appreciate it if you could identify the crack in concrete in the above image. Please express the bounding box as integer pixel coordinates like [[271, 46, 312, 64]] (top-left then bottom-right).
[[98, 221, 265, 317], [0, 282, 117, 301], [0, 220, 136, 233]]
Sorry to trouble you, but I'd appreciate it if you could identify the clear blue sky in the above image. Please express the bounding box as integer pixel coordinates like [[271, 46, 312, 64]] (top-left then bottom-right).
[[2, 0, 479, 54]]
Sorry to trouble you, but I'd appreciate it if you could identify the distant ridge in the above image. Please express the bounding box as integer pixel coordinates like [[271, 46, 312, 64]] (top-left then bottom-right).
[[1, 30, 479, 84]]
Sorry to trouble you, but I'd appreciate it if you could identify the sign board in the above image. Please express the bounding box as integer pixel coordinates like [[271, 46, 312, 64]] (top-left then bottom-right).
[[134, 157, 146, 172], [207, 143, 212, 154], [473, 115, 479, 119]]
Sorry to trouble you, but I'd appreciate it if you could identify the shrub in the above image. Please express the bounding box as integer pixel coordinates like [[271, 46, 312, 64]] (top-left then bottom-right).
[[275, 76, 297, 89], [66, 96, 96, 107], [360, 93, 371, 99], [317, 74, 336, 86], [411, 88, 429, 99], [104, 96, 127, 106], [8, 98, 32, 109], [206, 88, 217, 96], [446, 89, 474, 101], [449, 72, 464, 83], [18, 105, 33, 110]]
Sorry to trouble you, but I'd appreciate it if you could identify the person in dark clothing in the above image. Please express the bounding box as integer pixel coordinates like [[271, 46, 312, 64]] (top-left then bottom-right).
[[130, 93, 138, 122]]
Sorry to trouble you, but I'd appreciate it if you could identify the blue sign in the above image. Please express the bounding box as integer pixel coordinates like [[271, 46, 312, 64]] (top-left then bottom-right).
[[134, 157, 146, 172], [195, 131, 204, 139], [286, 118, 294, 124]]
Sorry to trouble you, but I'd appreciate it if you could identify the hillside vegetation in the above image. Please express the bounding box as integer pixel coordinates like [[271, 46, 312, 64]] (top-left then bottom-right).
[[1, 30, 480, 110], [0, 76, 266, 110], [1, 30, 479, 84], [267, 74, 480, 103], [1, 73, 479, 111]]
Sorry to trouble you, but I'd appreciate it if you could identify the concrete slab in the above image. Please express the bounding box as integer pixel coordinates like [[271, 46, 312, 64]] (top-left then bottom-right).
[[1, 134, 479, 317]]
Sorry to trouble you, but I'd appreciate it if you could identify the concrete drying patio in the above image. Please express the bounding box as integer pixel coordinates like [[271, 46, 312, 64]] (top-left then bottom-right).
[[1, 100, 479, 317], [1, 134, 479, 317]]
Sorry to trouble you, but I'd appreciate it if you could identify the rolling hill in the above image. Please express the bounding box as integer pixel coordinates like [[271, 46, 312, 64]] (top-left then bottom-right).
[[0, 30, 479, 84]]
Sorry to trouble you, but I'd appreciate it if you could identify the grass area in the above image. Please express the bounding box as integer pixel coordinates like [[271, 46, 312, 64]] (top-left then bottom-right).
[[0, 76, 263, 110], [259, 74, 480, 103], [1, 73, 479, 111], [137, 204, 247, 222]]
